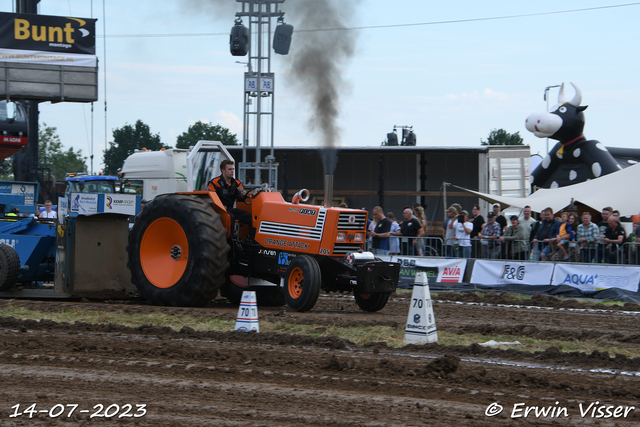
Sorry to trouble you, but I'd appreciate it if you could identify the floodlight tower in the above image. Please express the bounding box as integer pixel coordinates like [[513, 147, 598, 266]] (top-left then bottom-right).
[[231, 0, 292, 189]]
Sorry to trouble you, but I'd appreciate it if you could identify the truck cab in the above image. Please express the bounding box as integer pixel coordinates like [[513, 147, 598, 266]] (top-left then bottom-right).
[[64, 173, 118, 199]]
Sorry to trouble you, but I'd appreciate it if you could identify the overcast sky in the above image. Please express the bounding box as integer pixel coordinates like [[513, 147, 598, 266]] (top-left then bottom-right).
[[2, 0, 639, 173]]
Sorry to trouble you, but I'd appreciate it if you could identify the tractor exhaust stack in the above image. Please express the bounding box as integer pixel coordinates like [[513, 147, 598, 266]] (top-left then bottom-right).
[[324, 174, 333, 208]]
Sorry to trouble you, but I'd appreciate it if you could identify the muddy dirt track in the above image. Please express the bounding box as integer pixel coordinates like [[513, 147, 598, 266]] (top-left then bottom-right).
[[2, 292, 640, 426]]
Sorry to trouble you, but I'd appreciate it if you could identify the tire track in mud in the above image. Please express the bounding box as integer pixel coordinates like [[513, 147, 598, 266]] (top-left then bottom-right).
[[2, 294, 640, 425], [2, 323, 640, 426]]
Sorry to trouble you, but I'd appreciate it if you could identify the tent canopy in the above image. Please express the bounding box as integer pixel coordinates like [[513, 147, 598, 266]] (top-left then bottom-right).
[[452, 162, 640, 217]]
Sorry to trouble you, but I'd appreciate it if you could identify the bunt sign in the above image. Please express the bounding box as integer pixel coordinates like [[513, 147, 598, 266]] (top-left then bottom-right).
[[0, 12, 97, 68], [0, 13, 98, 102], [0, 12, 96, 55]]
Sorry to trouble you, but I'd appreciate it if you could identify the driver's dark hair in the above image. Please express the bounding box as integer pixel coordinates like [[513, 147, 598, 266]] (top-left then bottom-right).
[[220, 159, 235, 172]]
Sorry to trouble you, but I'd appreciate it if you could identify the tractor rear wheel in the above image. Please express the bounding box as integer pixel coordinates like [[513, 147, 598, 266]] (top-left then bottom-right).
[[127, 194, 229, 307], [284, 255, 321, 312], [0, 245, 20, 291], [354, 292, 391, 312]]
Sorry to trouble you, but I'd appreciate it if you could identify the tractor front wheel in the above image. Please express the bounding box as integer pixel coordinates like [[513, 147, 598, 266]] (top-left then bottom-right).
[[284, 255, 321, 312]]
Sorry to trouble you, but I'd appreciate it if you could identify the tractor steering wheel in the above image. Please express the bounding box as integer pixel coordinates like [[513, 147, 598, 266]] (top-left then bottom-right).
[[243, 187, 262, 205]]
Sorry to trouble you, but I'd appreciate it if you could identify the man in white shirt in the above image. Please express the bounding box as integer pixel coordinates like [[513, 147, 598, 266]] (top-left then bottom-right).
[[451, 210, 473, 258], [39, 200, 56, 219]]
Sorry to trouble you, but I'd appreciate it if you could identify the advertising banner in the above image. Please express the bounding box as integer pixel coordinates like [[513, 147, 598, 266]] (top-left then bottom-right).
[[103, 194, 136, 215], [470, 260, 555, 286], [69, 193, 98, 214], [0, 48, 96, 66], [390, 256, 467, 288], [11, 182, 35, 205], [57, 196, 67, 224], [0, 12, 96, 54], [552, 263, 640, 293], [70, 193, 138, 216]]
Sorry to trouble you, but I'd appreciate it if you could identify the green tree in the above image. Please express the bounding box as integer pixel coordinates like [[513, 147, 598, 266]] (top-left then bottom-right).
[[103, 120, 170, 175], [39, 123, 87, 180], [0, 158, 12, 180], [176, 121, 238, 149], [481, 128, 524, 146]]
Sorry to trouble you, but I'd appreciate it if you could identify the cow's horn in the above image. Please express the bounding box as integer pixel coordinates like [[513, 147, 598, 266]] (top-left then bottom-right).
[[557, 83, 567, 103], [569, 82, 582, 106]]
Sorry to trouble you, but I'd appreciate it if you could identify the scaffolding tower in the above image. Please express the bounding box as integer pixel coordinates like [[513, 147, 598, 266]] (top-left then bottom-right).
[[234, 0, 285, 190]]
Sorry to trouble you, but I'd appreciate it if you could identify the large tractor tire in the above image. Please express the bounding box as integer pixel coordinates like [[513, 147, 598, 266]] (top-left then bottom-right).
[[127, 194, 229, 307], [284, 255, 321, 312], [0, 244, 20, 291], [354, 292, 391, 312]]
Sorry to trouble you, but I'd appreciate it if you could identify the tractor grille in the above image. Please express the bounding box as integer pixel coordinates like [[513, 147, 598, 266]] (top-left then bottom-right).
[[332, 243, 364, 255], [337, 212, 367, 230], [259, 209, 326, 241]]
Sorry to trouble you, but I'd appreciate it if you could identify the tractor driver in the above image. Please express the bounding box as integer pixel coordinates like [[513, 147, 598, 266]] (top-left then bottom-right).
[[207, 160, 252, 226]]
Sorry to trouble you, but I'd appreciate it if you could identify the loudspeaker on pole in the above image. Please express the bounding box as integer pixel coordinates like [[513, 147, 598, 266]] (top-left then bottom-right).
[[235, 291, 259, 332], [404, 272, 438, 344]]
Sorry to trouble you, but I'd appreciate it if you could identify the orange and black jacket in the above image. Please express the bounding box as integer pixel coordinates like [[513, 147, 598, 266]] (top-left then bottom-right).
[[207, 174, 246, 210]]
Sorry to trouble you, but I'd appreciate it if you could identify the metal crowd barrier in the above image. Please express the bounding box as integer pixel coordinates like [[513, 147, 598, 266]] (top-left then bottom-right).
[[575, 241, 632, 265], [364, 234, 638, 266], [398, 236, 444, 256], [366, 236, 444, 256], [623, 242, 640, 265]]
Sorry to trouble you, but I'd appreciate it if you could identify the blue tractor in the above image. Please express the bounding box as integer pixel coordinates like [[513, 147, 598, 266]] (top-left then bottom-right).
[[64, 173, 119, 197], [0, 181, 56, 291], [0, 175, 139, 298]]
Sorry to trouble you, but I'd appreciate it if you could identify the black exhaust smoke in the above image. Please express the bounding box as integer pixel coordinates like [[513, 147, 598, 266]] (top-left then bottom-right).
[[284, 0, 360, 175]]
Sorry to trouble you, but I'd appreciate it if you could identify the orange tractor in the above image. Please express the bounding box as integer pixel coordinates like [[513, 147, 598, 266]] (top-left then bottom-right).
[[127, 141, 400, 311]]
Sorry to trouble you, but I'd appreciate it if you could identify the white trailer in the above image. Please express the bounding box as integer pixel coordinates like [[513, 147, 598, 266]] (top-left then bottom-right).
[[120, 148, 189, 200], [120, 142, 234, 201]]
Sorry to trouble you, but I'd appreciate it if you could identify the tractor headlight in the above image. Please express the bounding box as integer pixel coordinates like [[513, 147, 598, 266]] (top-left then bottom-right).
[[337, 232, 346, 242], [345, 252, 355, 265], [354, 232, 364, 242]]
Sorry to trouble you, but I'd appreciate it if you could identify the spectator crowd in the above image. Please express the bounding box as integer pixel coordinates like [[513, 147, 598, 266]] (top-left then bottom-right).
[[365, 202, 640, 264]]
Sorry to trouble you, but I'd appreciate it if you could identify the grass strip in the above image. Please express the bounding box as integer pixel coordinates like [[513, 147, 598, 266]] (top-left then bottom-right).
[[2, 304, 640, 358]]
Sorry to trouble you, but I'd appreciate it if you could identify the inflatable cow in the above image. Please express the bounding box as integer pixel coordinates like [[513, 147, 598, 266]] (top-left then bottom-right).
[[525, 82, 621, 189]]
